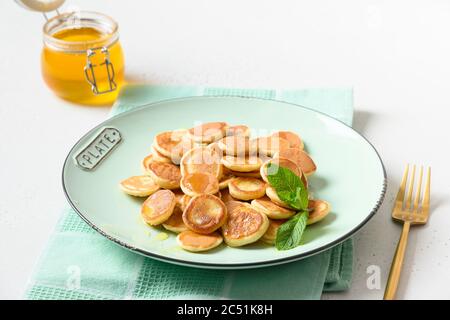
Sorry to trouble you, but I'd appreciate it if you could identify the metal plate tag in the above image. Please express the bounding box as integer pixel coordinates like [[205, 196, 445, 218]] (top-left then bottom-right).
[[75, 127, 122, 170]]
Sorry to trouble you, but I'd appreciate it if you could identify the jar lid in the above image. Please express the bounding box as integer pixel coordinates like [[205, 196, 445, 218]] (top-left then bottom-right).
[[15, 0, 65, 12]]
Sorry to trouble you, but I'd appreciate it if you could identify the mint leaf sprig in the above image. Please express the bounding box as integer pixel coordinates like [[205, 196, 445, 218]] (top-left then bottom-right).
[[275, 211, 309, 250], [266, 163, 309, 250]]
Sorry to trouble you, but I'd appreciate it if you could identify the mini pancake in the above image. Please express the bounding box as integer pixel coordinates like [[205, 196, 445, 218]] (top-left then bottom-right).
[[163, 206, 188, 233], [170, 138, 194, 164], [250, 136, 290, 156], [153, 130, 193, 164], [221, 155, 262, 172], [273, 148, 317, 176], [231, 170, 262, 179], [218, 136, 251, 156], [180, 172, 220, 197], [177, 230, 223, 252], [188, 122, 228, 144], [260, 219, 287, 245], [228, 177, 266, 201], [224, 200, 244, 212], [179, 194, 192, 211], [193, 142, 210, 148], [182, 194, 227, 234], [141, 154, 154, 173], [147, 161, 182, 189], [307, 199, 331, 225], [119, 175, 160, 197], [265, 186, 292, 209], [222, 202, 269, 247], [173, 190, 185, 206], [260, 157, 303, 183], [218, 168, 235, 189], [225, 125, 250, 137], [272, 131, 304, 150], [141, 189, 176, 225], [251, 197, 295, 219], [220, 188, 236, 203], [206, 141, 223, 155], [180, 146, 223, 179], [150, 145, 173, 163]]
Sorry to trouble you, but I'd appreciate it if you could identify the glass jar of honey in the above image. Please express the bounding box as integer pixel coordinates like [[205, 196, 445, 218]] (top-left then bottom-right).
[[42, 11, 125, 105]]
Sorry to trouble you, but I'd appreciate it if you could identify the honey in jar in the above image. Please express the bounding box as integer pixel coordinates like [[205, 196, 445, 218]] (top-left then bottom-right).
[[41, 11, 125, 105]]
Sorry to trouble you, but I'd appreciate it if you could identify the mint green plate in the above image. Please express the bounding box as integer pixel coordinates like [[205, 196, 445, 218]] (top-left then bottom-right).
[[63, 96, 386, 269]]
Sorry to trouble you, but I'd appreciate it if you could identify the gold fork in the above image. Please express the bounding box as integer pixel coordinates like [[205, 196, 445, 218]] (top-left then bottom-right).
[[384, 164, 431, 300]]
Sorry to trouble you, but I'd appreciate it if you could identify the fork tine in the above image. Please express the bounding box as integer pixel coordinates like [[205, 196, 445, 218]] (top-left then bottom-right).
[[413, 166, 423, 211], [405, 165, 416, 210], [395, 164, 409, 208], [422, 167, 431, 214]]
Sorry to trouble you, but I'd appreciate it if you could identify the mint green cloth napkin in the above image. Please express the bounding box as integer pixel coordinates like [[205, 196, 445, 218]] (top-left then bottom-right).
[[26, 85, 354, 300]]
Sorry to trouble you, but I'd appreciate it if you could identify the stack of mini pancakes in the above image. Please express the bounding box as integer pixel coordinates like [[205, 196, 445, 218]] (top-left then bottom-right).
[[120, 122, 330, 252]]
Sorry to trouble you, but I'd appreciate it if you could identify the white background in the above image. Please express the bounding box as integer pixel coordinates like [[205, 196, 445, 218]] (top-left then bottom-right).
[[1, 0, 449, 299]]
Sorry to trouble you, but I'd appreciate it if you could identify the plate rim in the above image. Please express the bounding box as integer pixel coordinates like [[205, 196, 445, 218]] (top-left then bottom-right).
[[62, 95, 387, 269]]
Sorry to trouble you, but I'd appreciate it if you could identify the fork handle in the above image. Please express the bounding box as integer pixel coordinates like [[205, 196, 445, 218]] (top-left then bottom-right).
[[384, 221, 411, 300]]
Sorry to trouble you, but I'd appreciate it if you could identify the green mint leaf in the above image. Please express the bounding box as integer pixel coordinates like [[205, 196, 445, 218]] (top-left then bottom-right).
[[275, 211, 309, 250], [297, 186, 309, 209], [267, 163, 308, 210]]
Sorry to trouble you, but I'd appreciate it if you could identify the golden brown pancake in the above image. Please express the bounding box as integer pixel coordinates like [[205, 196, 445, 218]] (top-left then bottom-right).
[[173, 190, 185, 206], [162, 206, 188, 233], [250, 136, 290, 156], [153, 130, 193, 164], [251, 197, 295, 219], [260, 219, 287, 245], [183, 194, 227, 234], [307, 199, 331, 225], [179, 194, 192, 211], [141, 189, 176, 225], [192, 142, 211, 150], [177, 231, 223, 252], [147, 161, 182, 189], [141, 154, 154, 173], [219, 175, 234, 190], [260, 157, 303, 183], [221, 155, 262, 172], [119, 175, 160, 197], [231, 170, 262, 179], [218, 168, 235, 190], [228, 177, 266, 201], [220, 188, 236, 203], [218, 136, 251, 156], [180, 172, 220, 197], [180, 146, 223, 179], [265, 186, 292, 209], [150, 145, 173, 163], [222, 202, 269, 247], [206, 141, 224, 155], [225, 125, 250, 137], [272, 131, 304, 149], [224, 199, 243, 212], [274, 148, 317, 176], [188, 122, 228, 144]]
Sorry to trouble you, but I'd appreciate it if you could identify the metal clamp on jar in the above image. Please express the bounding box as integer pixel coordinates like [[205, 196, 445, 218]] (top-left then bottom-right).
[[85, 46, 117, 95]]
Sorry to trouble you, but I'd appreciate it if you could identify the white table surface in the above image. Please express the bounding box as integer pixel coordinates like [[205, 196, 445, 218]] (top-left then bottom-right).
[[1, 0, 449, 300]]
